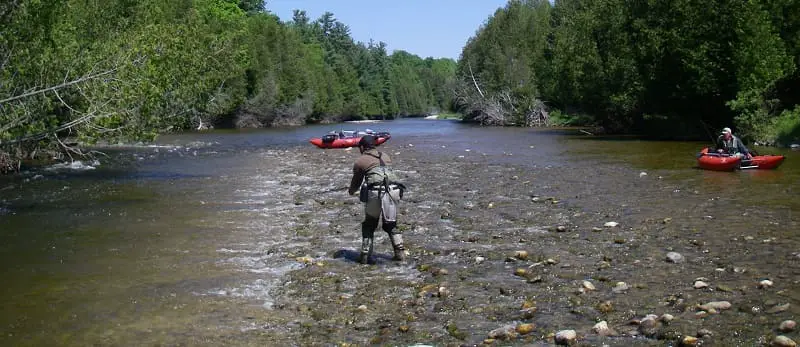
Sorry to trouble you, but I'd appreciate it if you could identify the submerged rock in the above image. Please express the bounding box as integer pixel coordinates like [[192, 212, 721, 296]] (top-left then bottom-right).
[[697, 328, 713, 338], [773, 336, 797, 347], [638, 315, 661, 337], [612, 282, 630, 293], [555, 330, 577, 345], [597, 301, 614, 313], [488, 325, 517, 340], [666, 252, 684, 263], [516, 323, 535, 335], [759, 279, 774, 289], [682, 336, 699, 346], [698, 301, 731, 312], [767, 303, 791, 314], [592, 321, 616, 336], [779, 320, 797, 333]]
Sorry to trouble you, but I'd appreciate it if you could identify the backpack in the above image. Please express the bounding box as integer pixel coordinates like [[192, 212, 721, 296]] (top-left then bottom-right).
[[363, 152, 405, 198]]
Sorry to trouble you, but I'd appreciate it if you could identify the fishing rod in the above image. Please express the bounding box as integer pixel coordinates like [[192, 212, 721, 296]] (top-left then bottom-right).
[[698, 119, 718, 147]]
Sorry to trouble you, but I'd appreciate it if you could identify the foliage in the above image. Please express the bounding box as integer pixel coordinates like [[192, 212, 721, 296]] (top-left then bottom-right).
[[0, 0, 456, 170], [457, 0, 800, 143]]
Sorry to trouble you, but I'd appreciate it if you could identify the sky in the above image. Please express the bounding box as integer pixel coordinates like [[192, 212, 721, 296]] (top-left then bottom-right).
[[266, 0, 510, 60]]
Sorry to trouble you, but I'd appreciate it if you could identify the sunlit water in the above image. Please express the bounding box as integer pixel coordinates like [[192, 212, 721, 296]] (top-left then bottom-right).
[[0, 119, 798, 345]]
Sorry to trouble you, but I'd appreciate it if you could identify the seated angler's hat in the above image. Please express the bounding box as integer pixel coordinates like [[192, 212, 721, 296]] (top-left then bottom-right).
[[721, 127, 732, 135], [358, 135, 377, 149]]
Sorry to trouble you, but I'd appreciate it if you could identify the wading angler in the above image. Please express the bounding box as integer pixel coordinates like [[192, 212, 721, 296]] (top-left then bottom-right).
[[347, 135, 407, 264]]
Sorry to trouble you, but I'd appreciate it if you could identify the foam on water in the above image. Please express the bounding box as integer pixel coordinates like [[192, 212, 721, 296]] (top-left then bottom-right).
[[45, 160, 100, 171]]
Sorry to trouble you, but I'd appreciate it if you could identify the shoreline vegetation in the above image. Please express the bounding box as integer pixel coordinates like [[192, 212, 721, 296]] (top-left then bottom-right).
[[453, 0, 800, 147], [2, 0, 800, 173], [0, 1, 456, 173]]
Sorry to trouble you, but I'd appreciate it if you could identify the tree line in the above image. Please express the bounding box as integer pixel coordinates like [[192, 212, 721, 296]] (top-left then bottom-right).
[[0, 0, 457, 172], [456, 0, 800, 144]]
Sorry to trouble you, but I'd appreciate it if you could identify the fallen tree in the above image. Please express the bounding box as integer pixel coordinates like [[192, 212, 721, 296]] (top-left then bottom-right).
[[453, 64, 549, 127], [0, 64, 127, 173]]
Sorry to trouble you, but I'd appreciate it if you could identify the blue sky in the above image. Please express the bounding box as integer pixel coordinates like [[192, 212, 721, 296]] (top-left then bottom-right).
[[266, 0, 510, 60]]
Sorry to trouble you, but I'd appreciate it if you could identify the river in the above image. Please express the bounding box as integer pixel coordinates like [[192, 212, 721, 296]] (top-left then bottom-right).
[[1, 119, 798, 346]]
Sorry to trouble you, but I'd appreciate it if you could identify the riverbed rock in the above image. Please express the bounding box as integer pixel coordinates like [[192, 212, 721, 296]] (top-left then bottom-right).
[[437, 286, 450, 298], [767, 303, 791, 314], [759, 279, 774, 289], [488, 325, 517, 340], [682, 336, 699, 346], [295, 256, 314, 264], [597, 301, 613, 313], [592, 321, 617, 336], [666, 252, 685, 263], [514, 250, 529, 260], [475, 256, 485, 264], [555, 330, 577, 345], [582, 280, 596, 291], [604, 222, 619, 228], [556, 225, 568, 232], [612, 282, 630, 293], [694, 281, 709, 289], [516, 323, 535, 335], [779, 320, 797, 333], [698, 301, 731, 312], [638, 315, 661, 337], [697, 329, 713, 338], [772, 336, 797, 347], [514, 268, 528, 277], [519, 307, 536, 319], [660, 314, 675, 323]]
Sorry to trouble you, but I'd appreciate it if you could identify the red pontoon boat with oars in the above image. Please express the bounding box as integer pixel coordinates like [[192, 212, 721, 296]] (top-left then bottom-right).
[[696, 147, 786, 171], [310, 130, 391, 149]]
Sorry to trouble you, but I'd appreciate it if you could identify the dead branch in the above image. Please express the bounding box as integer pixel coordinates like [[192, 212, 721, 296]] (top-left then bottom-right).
[[0, 68, 117, 105], [468, 63, 485, 98], [0, 111, 112, 146]]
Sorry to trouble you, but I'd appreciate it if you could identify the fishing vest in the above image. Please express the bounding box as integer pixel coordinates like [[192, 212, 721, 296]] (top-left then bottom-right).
[[364, 152, 399, 189], [719, 136, 741, 154]]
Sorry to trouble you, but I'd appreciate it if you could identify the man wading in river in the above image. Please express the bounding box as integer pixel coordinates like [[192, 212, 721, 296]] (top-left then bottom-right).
[[348, 135, 406, 264]]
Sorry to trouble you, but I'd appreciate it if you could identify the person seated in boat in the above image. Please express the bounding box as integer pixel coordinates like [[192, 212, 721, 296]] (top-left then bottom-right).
[[716, 127, 752, 159]]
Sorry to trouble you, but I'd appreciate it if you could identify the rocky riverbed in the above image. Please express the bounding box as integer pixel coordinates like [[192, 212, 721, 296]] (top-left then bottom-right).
[[195, 141, 799, 346], [1, 126, 798, 346]]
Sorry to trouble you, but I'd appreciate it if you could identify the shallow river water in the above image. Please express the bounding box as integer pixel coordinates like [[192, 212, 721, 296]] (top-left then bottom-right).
[[1, 119, 799, 346]]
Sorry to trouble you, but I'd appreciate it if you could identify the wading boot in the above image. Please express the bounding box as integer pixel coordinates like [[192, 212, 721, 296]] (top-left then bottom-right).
[[390, 234, 406, 261], [358, 252, 370, 265], [359, 236, 374, 265]]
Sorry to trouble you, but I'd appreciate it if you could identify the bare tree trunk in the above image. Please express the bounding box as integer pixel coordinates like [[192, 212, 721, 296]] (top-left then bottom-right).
[[468, 63, 485, 98]]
